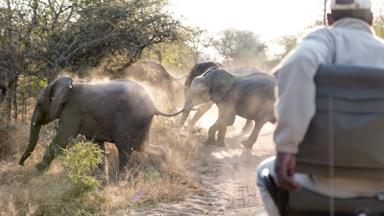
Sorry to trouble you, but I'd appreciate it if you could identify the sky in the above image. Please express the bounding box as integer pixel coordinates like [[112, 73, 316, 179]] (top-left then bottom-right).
[[168, 0, 383, 56]]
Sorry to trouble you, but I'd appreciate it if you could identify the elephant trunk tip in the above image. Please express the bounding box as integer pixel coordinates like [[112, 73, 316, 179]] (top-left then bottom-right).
[[19, 150, 32, 166]]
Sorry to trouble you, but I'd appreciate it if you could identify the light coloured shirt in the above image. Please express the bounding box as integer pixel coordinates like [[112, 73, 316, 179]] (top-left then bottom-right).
[[274, 18, 384, 153], [273, 18, 384, 197]]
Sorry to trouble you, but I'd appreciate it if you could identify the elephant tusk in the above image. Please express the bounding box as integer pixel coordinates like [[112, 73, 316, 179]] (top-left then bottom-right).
[[32, 122, 36, 126]]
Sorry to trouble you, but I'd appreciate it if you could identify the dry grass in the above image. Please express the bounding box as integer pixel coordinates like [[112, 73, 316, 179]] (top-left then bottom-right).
[[95, 122, 204, 214], [0, 123, 29, 161], [0, 113, 202, 215], [93, 151, 202, 212]]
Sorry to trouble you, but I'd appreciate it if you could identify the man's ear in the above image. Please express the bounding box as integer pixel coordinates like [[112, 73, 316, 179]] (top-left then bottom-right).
[[327, 13, 334, 26], [368, 12, 373, 25]]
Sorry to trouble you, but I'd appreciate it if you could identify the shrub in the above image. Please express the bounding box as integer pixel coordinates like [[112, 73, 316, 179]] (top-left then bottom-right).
[[61, 140, 103, 197]]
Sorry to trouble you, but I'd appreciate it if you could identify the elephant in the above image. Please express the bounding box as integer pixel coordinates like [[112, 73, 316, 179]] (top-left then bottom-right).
[[18, 77, 184, 171], [125, 60, 179, 110], [182, 67, 276, 148], [179, 62, 253, 131]]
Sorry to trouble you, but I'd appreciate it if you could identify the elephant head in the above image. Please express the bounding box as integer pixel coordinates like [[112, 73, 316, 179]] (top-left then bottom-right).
[[19, 77, 73, 166], [179, 68, 234, 126]]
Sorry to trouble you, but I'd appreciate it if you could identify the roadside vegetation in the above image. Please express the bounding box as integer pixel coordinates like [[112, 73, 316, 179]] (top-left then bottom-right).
[[0, 117, 202, 215], [1, 0, 384, 215]]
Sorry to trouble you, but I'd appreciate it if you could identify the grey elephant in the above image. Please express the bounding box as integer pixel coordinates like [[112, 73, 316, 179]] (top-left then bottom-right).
[[179, 62, 221, 128], [125, 60, 179, 110], [19, 77, 183, 171], [182, 68, 276, 148], [179, 62, 253, 131]]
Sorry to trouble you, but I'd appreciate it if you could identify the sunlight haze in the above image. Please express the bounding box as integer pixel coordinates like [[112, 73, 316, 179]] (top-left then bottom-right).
[[169, 0, 383, 42]]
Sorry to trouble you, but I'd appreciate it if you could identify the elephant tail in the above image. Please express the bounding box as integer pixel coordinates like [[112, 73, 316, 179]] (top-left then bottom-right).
[[154, 108, 185, 117]]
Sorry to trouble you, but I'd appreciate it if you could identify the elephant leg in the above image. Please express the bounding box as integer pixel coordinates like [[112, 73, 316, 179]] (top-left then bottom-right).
[[207, 107, 235, 146], [206, 121, 219, 145], [178, 110, 190, 128], [189, 103, 213, 128], [36, 121, 79, 171], [113, 136, 131, 171], [117, 149, 131, 171], [216, 125, 227, 147], [242, 119, 254, 132], [112, 148, 133, 171], [242, 121, 264, 149]]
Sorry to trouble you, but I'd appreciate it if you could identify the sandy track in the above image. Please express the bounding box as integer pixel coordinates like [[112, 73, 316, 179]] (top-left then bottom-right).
[[128, 107, 275, 216]]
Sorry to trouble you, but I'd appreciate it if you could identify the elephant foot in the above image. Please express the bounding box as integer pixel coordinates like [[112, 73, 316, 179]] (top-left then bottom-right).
[[35, 162, 48, 172], [241, 140, 255, 149], [214, 140, 226, 147], [204, 139, 225, 147], [204, 138, 216, 146]]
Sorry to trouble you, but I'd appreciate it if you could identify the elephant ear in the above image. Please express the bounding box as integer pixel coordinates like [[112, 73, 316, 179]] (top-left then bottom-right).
[[49, 77, 73, 120], [209, 69, 234, 103]]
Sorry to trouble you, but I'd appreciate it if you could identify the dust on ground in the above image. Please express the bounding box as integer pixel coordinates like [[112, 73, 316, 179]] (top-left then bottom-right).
[[126, 106, 275, 216], [0, 106, 275, 216]]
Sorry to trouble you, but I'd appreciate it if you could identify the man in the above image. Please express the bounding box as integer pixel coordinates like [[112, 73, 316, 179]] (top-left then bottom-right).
[[257, 0, 384, 215]]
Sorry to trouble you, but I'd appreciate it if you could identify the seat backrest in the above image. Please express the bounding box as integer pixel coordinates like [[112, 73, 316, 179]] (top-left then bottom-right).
[[296, 64, 384, 180]]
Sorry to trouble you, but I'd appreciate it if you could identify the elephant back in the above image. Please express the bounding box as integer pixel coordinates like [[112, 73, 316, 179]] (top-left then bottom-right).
[[117, 80, 158, 114], [229, 66, 265, 76], [185, 62, 222, 88], [77, 80, 158, 117], [125, 60, 174, 84], [234, 72, 276, 104]]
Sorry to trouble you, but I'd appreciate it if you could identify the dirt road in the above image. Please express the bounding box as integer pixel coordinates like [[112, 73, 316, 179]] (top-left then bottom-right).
[[129, 108, 275, 216]]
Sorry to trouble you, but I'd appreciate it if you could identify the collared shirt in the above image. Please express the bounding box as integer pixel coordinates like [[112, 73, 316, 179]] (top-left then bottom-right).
[[273, 18, 384, 197]]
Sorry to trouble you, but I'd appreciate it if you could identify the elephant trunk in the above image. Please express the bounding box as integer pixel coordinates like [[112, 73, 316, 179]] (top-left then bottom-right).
[[178, 110, 190, 127], [178, 98, 193, 127], [19, 107, 44, 166]]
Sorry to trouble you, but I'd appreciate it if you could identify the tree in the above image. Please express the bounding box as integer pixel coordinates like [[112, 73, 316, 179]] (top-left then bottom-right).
[[278, 35, 297, 59], [24, 0, 188, 80], [141, 42, 195, 72], [0, 0, 190, 122], [211, 29, 267, 66], [141, 27, 211, 72], [373, 15, 384, 39]]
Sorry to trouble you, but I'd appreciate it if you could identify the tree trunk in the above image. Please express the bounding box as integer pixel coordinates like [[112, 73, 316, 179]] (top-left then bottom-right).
[[5, 88, 12, 123], [0, 83, 6, 105], [323, 0, 328, 26], [21, 91, 26, 121], [12, 80, 18, 121]]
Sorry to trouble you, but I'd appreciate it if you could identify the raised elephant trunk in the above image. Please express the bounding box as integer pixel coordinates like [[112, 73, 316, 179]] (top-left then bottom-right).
[[178, 98, 193, 127], [19, 107, 44, 166]]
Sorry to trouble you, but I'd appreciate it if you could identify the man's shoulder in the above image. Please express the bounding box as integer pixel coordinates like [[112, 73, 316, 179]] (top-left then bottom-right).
[[304, 27, 332, 40], [297, 27, 334, 46], [373, 35, 384, 45]]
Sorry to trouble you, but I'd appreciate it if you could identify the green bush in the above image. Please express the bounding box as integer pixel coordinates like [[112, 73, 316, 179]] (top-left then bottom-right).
[[61, 141, 103, 197]]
